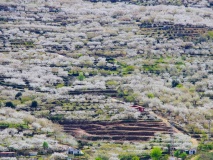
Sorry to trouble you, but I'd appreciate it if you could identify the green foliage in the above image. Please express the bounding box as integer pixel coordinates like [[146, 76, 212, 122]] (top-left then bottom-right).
[[201, 133, 208, 142], [176, 84, 183, 88], [56, 83, 64, 88], [49, 114, 64, 121], [160, 154, 169, 160], [78, 72, 85, 81], [106, 80, 118, 86], [21, 96, 32, 103], [0, 123, 9, 128], [179, 152, 187, 160], [174, 150, 181, 157], [156, 57, 165, 63], [174, 150, 187, 159], [24, 41, 34, 46], [117, 87, 134, 98], [5, 101, 15, 108], [124, 95, 136, 102], [42, 141, 49, 150], [150, 147, 162, 160], [131, 156, 140, 160], [0, 123, 28, 129], [147, 93, 154, 98], [125, 66, 135, 72], [9, 123, 28, 129], [207, 31, 213, 39], [198, 142, 213, 151], [143, 65, 159, 71]]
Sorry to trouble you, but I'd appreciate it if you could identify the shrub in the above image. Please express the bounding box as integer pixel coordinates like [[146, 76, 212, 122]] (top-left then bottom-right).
[[179, 152, 187, 160], [160, 155, 169, 160], [172, 80, 179, 88], [31, 101, 38, 108], [131, 156, 140, 160], [5, 101, 15, 108], [21, 96, 32, 103], [198, 142, 213, 151], [106, 80, 118, 86], [174, 150, 181, 157], [15, 92, 22, 99], [56, 83, 64, 88], [150, 147, 162, 160], [124, 95, 136, 102], [207, 31, 213, 39], [125, 65, 135, 72], [42, 141, 49, 150], [147, 93, 154, 98], [78, 72, 85, 81]]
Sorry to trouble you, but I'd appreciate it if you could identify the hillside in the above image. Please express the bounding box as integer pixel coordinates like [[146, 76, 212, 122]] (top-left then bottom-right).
[[0, 0, 213, 159]]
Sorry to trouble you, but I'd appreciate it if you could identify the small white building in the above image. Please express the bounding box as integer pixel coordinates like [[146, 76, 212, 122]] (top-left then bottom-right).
[[185, 148, 197, 155], [67, 147, 83, 155]]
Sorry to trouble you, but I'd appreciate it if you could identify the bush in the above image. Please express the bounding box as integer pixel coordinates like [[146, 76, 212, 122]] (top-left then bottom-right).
[[150, 147, 162, 160], [15, 92, 22, 99], [124, 95, 136, 102], [207, 31, 213, 39], [31, 101, 38, 108], [179, 152, 187, 160], [174, 150, 181, 157], [125, 65, 135, 72], [172, 80, 179, 88], [78, 72, 85, 81], [5, 101, 15, 108], [106, 80, 118, 86], [43, 141, 49, 150], [198, 142, 213, 151], [56, 83, 64, 88], [147, 93, 154, 98], [131, 156, 140, 160], [160, 155, 169, 160]]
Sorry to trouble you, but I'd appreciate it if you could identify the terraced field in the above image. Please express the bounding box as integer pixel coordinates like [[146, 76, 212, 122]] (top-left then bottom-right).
[[60, 120, 172, 142]]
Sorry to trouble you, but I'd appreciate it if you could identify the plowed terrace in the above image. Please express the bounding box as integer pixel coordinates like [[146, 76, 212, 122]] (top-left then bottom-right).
[[60, 120, 172, 142]]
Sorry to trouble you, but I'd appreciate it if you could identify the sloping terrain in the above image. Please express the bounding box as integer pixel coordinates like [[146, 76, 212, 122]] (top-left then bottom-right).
[[61, 120, 172, 142], [0, 108, 77, 153], [0, 0, 212, 143]]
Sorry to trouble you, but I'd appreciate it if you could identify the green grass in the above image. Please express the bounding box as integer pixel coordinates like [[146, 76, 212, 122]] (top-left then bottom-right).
[[143, 65, 159, 71], [176, 84, 183, 88], [175, 61, 185, 65], [155, 57, 165, 63], [0, 122, 28, 129], [207, 31, 213, 39], [56, 83, 64, 88], [21, 96, 33, 103], [106, 80, 118, 86]]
